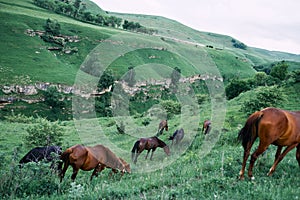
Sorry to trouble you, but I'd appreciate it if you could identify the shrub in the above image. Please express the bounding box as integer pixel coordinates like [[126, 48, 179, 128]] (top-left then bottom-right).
[[160, 100, 181, 118], [240, 86, 286, 116], [24, 117, 64, 146]]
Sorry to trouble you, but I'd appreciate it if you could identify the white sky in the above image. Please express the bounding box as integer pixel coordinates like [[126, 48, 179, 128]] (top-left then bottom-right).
[[92, 0, 300, 55]]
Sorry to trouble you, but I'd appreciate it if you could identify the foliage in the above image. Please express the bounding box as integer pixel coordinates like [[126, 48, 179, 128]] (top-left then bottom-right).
[[4, 113, 36, 123], [288, 69, 300, 83], [160, 100, 181, 118], [97, 70, 115, 91], [225, 78, 251, 99], [44, 18, 61, 36], [195, 94, 208, 105], [0, 157, 61, 199], [142, 117, 151, 126], [123, 66, 136, 87], [32, 0, 155, 34], [170, 67, 181, 86], [240, 86, 286, 115], [116, 121, 125, 134], [231, 39, 247, 50], [44, 86, 65, 112], [24, 117, 64, 146], [270, 61, 288, 80]]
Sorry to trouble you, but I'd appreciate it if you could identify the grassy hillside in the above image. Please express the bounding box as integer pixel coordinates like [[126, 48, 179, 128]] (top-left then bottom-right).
[[1, 0, 300, 199], [2, 0, 299, 87]]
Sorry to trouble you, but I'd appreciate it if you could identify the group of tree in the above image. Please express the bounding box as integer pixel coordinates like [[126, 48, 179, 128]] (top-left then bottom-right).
[[225, 61, 299, 115], [33, 0, 156, 34], [225, 61, 289, 100], [231, 39, 247, 50]]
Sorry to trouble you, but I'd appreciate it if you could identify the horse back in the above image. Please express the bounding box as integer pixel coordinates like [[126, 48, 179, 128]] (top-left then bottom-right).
[[260, 107, 300, 145], [88, 145, 124, 171]]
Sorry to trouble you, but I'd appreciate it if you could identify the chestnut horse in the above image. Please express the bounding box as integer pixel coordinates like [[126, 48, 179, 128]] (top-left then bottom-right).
[[202, 119, 211, 135], [59, 144, 130, 181], [156, 120, 168, 136], [238, 107, 300, 180], [169, 128, 184, 146], [131, 136, 170, 164]]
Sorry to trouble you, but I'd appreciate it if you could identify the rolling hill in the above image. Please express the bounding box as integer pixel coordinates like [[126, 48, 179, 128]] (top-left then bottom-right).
[[2, 1, 300, 199]]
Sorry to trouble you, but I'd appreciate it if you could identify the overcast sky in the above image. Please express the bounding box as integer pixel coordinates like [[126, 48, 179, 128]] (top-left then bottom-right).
[[93, 0, 300, 55]]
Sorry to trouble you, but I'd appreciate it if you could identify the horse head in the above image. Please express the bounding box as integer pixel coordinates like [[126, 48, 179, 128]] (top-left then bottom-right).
[[163, 146, 171, 156]]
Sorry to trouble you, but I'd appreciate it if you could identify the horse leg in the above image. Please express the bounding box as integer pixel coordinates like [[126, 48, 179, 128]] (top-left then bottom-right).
[[296, 144, 300, 167], [239, 142, 254, 180], [248, 142, 269, 179], [91, 164, 105, 181], [268, 144, 298, 176], [71, 167, 79, 181], [145, 150, 150, 160], [134, 152, 141, 164], [59, 160, 69, 182], [150, 149, 156, 160], [274, 146, 283, 161]]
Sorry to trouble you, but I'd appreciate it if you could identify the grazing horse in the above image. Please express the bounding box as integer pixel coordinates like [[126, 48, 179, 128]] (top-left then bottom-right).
[[19, 146, 62, 167], [169, 128, 184, 146], [202, 119, 211, 135], [131, 136, 170, 164], [238, 107, 300, 180], [59, 144, 130, 181], [157, 120, 168, 136]]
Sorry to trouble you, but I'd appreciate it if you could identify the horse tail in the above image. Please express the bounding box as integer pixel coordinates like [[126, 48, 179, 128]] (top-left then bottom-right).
[[131, 140, 140, 161], [131, 141, 140, 153], [238, 111, 264, 150]]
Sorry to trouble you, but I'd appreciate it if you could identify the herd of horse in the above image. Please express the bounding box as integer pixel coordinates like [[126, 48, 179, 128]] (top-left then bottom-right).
[[18, 107, 300, 181], [19, 119, 188, 181]]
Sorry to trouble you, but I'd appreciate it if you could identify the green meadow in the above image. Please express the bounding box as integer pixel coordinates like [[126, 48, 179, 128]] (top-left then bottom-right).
[[1, 0, 300, 199]]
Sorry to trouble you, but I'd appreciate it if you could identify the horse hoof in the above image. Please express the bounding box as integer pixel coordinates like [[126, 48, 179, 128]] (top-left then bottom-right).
[[250, 176, 255, 181]]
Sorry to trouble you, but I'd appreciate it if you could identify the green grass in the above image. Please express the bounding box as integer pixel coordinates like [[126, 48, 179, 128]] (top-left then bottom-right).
[[1, 1, 300, 199]]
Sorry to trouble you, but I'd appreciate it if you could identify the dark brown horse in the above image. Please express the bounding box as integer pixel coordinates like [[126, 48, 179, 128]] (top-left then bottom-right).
[[59, 144, 130, 181], [238, 107, 300, 180], [131, 136, 170, 164], [202, 119, 211, 135], [169, 128, 184, 146], [156, 120, 168, 136], [19, 146, 62, 169]]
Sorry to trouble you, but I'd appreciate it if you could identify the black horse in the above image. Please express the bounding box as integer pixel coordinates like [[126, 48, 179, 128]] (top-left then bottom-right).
[[19, 146, 62, 167]]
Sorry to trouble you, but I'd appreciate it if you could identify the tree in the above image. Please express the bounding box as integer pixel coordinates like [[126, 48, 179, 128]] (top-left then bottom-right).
[[123, 66, 136, 87], [44, 86, 65, 112], [270, 61, 288, 81], [97, 70, 114, 92], [44, 18, 61, 36], [95, 70, 115, 117], [171, 67, 181, 86], [225, 78, 250, 99], [73, 0, 81, 18]]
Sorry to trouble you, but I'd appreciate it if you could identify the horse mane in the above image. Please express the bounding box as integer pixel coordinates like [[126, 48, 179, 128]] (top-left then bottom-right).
[[169, 130, 178, 140], [92, 145, 124, 171], [154, 136, 167, 147], [238, 111, 263, 149]]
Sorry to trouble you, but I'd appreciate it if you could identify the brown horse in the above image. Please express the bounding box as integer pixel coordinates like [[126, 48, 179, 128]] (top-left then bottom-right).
[[169, 128, 184, 146], [157, 120, 168, 136], [238, 107, 300, 180], [131, 136, 170, 164], [202, 119, 211, 135], [59, 144, 130, 181]]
